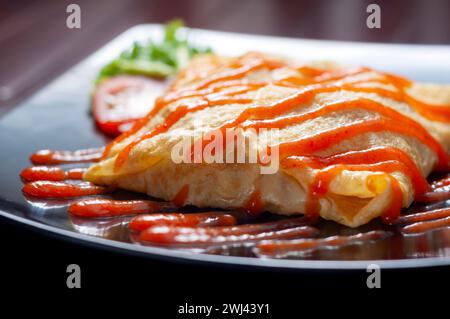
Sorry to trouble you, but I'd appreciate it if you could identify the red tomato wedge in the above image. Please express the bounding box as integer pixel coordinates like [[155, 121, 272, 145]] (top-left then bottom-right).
[[92, 75, 168, 136]]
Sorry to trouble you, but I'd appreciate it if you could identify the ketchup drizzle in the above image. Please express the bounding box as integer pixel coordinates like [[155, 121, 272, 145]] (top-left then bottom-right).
[[401, 216, 450, 234], [21, 166, 87, 182], [68, 198, 177, 218], [255, 230, 391, 257], [172, 185, 190, 207], [139, 225, 317, 246], [129, 212, 237, 231], [20, 52, 450, 257], [22, 181, 109, 198], [30, 148, 103, 165], [416, 189, 450, 203], [393, 207, 450, 224]]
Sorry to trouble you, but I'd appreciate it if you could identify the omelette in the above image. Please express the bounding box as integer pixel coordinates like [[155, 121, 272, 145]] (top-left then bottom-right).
[[84, 52, 450, 227]]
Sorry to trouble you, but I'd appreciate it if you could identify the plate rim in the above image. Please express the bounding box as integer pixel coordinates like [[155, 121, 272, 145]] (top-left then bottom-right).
[[140, 23, 450, 49], [2, 209, 450, 270]]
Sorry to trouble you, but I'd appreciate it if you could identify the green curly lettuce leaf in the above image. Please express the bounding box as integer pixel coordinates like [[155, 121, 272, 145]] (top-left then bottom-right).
[[96, 20, 212, 83]]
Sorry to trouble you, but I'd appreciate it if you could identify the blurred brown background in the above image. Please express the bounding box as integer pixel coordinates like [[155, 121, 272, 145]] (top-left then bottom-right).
[[0, 0, 449, 115]]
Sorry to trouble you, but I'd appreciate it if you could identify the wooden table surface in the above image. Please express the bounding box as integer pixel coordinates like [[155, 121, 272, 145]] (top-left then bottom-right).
[[0, 0, 449, 116]]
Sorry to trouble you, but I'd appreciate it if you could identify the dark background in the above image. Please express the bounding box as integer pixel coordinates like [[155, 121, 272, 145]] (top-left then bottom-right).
[[1, 0, 449, 311]]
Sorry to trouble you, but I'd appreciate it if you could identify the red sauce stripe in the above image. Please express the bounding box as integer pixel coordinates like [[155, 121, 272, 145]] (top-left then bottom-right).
[[20, 166, 87, 182], [140, 224, 317, 245], [393, 207, 450, 225], [22, 181, 109, 198], [401, 216, 450, 234], [68, 198, 178, 217], [255, 230, 391, 257], [30, 148, 103, 165], [129, 212, 237, 231]]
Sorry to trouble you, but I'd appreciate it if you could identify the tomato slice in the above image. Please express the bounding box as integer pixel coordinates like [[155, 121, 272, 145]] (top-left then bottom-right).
[[92, 75, 168, 136]]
